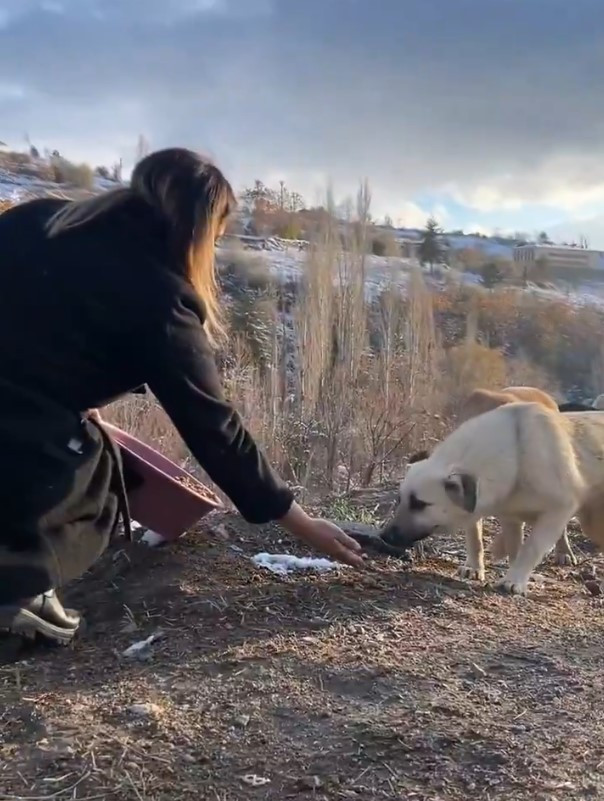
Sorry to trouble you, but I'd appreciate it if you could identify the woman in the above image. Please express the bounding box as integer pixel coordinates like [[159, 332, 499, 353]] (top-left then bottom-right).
[[0, 148, 363, 645]]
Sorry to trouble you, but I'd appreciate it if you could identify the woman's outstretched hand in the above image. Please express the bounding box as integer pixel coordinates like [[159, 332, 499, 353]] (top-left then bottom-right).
[[279, 502, 365, 568]]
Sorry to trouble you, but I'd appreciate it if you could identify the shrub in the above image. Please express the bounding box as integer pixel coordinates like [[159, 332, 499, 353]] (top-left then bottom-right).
[[0, 150, 32, 169], [51, 158, 94, 190], [371, 232, 399, 257], [480, 261, 505, 288], [219, 248, 275, 293], [277, 218, 303, 240], [228, 293, 277, 372]]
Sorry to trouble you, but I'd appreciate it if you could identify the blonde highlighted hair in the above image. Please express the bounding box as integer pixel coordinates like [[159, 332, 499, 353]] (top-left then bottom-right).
[[47, 147, 236, 347]]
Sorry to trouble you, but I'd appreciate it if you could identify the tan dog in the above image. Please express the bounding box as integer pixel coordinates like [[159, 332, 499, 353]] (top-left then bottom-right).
[[382, 403, 604, 594], [456, 386, 575, 580]]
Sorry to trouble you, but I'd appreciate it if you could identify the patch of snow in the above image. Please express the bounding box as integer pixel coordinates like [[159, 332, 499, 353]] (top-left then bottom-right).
[[446, 234, 514, 260], [252, 552, 342, 575]]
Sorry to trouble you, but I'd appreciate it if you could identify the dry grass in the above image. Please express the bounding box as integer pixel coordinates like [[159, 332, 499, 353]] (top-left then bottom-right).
[[2, 514, 604, 800]]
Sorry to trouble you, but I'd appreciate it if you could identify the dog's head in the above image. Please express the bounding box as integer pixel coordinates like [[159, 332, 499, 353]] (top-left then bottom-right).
[[381, 455, 478, 548]]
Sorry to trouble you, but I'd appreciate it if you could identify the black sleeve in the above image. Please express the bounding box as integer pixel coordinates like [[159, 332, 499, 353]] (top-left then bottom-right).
[[142, 289, 294, 524]]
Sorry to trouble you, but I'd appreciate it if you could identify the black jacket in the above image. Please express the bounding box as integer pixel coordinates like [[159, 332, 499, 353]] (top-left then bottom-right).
[[0, 197, 294, 525]]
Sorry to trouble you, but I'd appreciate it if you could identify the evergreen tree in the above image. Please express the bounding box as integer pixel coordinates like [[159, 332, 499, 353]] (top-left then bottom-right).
[[480, 261, 504, 289], [418, 217, 443, 274]]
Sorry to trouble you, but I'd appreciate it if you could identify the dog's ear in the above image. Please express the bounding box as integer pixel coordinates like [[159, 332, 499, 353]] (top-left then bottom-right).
[[443, 472, 477, 513], [408, 449, 430, 465]]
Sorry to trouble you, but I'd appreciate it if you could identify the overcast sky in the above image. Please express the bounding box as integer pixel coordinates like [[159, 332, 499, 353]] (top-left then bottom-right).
[[1, 0, 604, 243]]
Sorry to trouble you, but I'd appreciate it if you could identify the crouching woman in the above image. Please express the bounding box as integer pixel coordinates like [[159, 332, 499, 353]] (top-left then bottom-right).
[[0, 148, 362, 645]]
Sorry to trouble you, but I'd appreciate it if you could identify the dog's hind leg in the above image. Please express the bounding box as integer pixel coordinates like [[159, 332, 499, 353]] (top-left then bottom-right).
[[553, 530, 576, 566], [577, 498, 604, 551], [491, 519, 523, 563], [457, 519, 485, 581], [498, 507, 575, 595]]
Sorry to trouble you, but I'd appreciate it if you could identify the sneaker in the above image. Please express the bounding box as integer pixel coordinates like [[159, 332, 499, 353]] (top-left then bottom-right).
[[0, 590, 81, 645]]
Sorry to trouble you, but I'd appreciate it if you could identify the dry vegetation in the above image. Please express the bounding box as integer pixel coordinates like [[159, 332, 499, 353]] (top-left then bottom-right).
[[108, 194, 604, 500], [0, 147, 118, 191]]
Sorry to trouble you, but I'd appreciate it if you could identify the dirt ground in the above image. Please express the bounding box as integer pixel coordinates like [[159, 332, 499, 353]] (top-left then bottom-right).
[[2, 512, 604, 801]]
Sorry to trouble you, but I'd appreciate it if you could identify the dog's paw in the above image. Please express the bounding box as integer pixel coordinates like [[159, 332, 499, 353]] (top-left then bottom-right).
[[495, 576, 529, 596], [554, 552, 577, 567], [457, 564, 485, 582]]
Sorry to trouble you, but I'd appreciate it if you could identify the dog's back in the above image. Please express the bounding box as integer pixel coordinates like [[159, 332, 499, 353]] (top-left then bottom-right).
[[434, 402, 585, 511], [458, 386, 558, 425], [503, 386, 559, 410]]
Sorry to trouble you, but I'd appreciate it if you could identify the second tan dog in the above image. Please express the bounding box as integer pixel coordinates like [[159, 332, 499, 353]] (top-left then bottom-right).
[[456, 386, 575, 579], [382, 403, 604, 594]]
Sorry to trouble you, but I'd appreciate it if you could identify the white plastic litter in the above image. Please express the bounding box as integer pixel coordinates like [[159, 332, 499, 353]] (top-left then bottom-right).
[[252, 552, 341, 575], [122, 630, 164, 658], [241, 775, 270, 787], [141, 529, 167, 548]]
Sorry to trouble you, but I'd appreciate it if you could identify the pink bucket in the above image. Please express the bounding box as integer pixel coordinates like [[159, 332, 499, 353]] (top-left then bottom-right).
[[102, 422, 222, 541]]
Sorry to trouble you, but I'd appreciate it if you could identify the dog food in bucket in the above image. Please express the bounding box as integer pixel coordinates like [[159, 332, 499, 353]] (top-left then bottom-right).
[[175, 475, 208, 498]]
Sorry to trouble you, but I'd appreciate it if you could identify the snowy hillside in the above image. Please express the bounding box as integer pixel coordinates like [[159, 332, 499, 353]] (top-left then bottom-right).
[[217, 239, 604, 314], [444, 233, 515, 260], [3, 153, 604, 314], [0, 149, 120, 205]]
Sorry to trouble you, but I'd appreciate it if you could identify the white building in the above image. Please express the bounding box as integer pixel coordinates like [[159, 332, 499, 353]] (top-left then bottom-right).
[[513, 243, 604, 270]]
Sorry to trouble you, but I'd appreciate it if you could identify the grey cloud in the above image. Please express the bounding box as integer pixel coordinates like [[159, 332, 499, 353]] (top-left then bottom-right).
[[1, 0, 604, 207]]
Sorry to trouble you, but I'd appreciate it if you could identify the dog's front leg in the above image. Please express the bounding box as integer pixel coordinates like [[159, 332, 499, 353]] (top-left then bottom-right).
[[554, 531, 576, 566], [498, 508, 575, 596], [457, 519, 485, 581], [490, 519, 523, 563]]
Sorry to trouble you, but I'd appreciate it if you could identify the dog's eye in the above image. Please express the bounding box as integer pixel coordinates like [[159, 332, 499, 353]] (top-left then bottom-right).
[[409, 492, 430, 511]]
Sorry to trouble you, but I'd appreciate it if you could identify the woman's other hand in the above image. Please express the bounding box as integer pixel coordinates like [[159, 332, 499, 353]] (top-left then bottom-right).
[[86, 408, 102, 423], [279, 502, 365, 568]]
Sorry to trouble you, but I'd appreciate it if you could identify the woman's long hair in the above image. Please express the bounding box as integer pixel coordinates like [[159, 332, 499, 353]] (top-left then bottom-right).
[[46, 148, 236, 346]]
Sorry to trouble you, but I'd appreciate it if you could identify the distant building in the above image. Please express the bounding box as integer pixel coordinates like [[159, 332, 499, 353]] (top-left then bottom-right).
[[513, 243, 604, 270]]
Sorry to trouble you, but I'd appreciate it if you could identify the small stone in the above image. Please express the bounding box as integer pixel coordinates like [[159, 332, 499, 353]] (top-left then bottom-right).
[[585, 580, 602, 597], [581, 565, 597, 581], [234, 714, 250, 729], [35, 738, 75, 760], [212, 525, 230, 542], [128, 703, 161, 718], [298, 775, 323, 791]]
